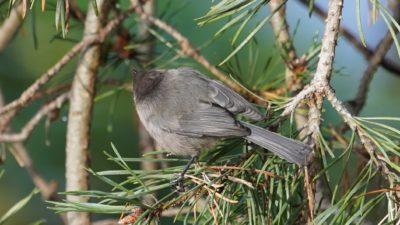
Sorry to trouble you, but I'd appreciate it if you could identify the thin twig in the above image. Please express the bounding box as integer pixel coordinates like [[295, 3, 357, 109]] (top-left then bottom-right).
[[186, 175, 238, 204], [282, 0, 343, 125], [297, 0, 400, 76], [304, 166, 315, 224], [0, 90, 67, 224], [325, 88, 393, 179], [0, 8, 133, 116], [336, 22, 398, 132], [206, 165, 277, 178], [0, 92, 69, 142], [0, 39, 92, 116], [70, 0, 86, 22], [281, 85, 316, 117], [350, 15, 399, 115], [269, 0, 310, 141], [281, 2, 344, 221], [132, 2, 243, 93], [269, 0, 304, 92]]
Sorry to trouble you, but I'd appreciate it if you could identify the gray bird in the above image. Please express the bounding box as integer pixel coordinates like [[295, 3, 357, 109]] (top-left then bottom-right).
[[133, 67, 311, 190]]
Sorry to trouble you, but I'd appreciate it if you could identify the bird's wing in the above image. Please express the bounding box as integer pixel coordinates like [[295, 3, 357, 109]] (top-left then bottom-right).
[[163, 106, 250, 138], [208, 79, 264, 120]]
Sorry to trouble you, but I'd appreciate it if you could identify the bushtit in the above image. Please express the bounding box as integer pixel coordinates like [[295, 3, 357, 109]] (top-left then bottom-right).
[[133, 67, 311, 190]]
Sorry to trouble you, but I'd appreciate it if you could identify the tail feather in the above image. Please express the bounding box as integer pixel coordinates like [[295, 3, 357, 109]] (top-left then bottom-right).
[[241, 122, 311, 165]]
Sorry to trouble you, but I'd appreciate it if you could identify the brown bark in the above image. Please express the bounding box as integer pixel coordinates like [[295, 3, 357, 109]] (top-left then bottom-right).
[[0, 3, 23, 52], [65, 1, 107, 224]]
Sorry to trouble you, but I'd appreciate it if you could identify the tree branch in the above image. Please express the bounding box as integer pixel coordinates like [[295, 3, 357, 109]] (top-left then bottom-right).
[[281, 2, 344, 221], [268, 2, 331, 218], [281, 2, 395, 180], [282, 0, 343, 117], [325, 89, 394, 180], [65, 1, 110, 224], [0, 92, 69, 142], [0, 89, 68, 224], [0, 8, 133, 116], [0, 39, 92, 116], [269, 0, 304, 92], [298, 0, 400, 77], [132, 2, 244, 93], [70, 0, 86, 22], [349, 16, 399, 115], [0, 3, 23, 52]]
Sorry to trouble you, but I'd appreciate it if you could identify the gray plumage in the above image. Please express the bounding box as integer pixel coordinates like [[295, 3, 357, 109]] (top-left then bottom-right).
[[133, 67, 311, 165]]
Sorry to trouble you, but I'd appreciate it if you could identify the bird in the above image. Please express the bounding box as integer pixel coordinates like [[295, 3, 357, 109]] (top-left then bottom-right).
[[133, 67, 311, 191]]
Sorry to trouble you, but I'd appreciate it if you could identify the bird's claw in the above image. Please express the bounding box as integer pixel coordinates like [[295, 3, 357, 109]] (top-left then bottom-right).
[[172, 175, 186, 192]]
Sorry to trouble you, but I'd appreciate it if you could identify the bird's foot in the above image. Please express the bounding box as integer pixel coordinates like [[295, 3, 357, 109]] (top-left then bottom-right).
[[172, 174, 186, 192]]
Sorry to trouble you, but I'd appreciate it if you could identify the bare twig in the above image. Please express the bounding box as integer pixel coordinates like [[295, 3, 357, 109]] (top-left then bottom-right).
[[268, 0, 310, 142], [131, 0, 161, 206], [0, 39, 93, 116], [304, 166, 315, 224], [0, 109, 17, 134], [282, 1, 395, 180], [325, 89, 393, 179], [0, 8, 133, 116], [132, 2, 243, 93], [98, 207, 194, 225], [65, 1, 111, 224], [0, 82, 70, 133], [282, 0, 343, 118], [0, 92, 69, 142], [0, 90, 67, 224], [206, 165, 277, 178], [281, 2, 344, 219], [0, 3, 23, 52], [281, 85, 316, 117], [350, 15, 399, 115], [269, 0, 303, 91], [337, 1, 400, 136], [298, 0, 400, 77]]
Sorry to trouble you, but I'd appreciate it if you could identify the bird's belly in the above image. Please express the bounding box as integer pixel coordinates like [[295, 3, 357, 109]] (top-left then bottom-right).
[[144, 119, 218, 156], [136, 102, 219, 156]]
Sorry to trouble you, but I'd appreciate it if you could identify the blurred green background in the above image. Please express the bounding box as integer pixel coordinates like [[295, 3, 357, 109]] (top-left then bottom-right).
[[0, 0, 399, 224]]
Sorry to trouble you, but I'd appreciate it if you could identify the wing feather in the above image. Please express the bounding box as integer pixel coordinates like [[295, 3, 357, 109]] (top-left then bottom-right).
[[208, 80, 264, 120], [166, 106, 250, 138]]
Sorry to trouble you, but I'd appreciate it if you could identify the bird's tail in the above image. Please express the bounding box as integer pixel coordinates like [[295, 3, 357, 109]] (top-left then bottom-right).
[[241, 121, 311, 165]]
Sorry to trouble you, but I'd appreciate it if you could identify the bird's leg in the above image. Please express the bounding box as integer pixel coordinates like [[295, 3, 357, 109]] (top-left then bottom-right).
[[176, 155, 197, 192]]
